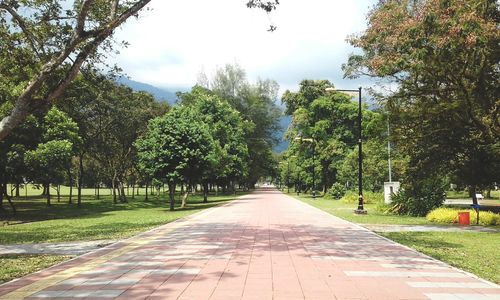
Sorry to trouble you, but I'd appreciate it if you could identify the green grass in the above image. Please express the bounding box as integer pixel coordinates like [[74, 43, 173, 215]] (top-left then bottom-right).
[[446, 190, 500, 200], [0, 190, 245, 244], [286, 190, 500, 283], [380, 232, 500, 284], [0, 254, 71, 284], [293, 193, 429, 225]]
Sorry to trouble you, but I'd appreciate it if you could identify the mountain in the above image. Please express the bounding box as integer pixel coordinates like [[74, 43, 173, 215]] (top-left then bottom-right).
[[118, 77, 290, 152], [273, 115, 291, 153], [116, 77, 177, 104]]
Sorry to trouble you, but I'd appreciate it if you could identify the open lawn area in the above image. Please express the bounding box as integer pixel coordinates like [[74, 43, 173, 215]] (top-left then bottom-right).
[[0, 254, 71, 284], [0, 188, 246, 244], [290, 192, 500, 284], [294, 193, 429, 225], [0, 188, 245, 283], [381, 231, 500, 284]]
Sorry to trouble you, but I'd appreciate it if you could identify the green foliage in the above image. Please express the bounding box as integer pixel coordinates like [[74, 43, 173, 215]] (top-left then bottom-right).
[[327, 182, 346, 200], [345, 0, 500, 203], [25, 140, 73, 186], [389, 178, 446, 216], [42, 108, 81, 147], [426, 207, 500, 226], [136, 106, 216, 185], [341, 190, 383, 204], [281, 79, 394, 195]]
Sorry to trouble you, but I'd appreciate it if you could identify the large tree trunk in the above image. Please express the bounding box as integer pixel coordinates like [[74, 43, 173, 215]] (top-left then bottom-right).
[[181, 190, 189, 208], [203, 182, 209, 203], [96, 183, 100, 200], [168, 182, 176, 211], [46, 183, 51, 206], [1, 183, 16, 215], [119, 181, 127, 203], [56, 185, 61, 202], [77, 155, 83, 207], [132, 182, 135, 200], [145, 182, 149, 201], [469, 185, 478, 206], [112, 173, 117, 204], [15, 183, 20, 198], [68, 168, 73, 204]]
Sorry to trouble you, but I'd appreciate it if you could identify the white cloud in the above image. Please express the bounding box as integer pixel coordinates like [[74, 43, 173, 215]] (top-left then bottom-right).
[[110, 0, 377, 94]]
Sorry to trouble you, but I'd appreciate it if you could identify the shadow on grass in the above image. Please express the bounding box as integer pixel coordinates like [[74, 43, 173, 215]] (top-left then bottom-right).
[[0, 191, 246, 225], [382, 232, 465, 249]]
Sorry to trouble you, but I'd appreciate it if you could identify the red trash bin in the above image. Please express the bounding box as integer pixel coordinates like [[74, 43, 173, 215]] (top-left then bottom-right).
[[458, 212, 470, 226]]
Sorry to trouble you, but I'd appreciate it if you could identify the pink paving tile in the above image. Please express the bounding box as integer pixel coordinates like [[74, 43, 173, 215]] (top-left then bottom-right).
[[2, 188, 499, 300]]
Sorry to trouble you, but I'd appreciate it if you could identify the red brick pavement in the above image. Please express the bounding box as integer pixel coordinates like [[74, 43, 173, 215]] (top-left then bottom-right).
[[1, 188, 499, 299]]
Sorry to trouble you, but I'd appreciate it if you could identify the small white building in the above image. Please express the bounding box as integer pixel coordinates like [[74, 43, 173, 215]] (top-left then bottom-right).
[[384, 181, 400, 204]]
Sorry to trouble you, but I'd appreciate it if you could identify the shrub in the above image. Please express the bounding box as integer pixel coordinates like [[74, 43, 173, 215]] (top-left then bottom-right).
[[327, 183, 346, 200], [341, 190, 383, 204], [426, 207, 500, 226], [388, 178, 446, 216]]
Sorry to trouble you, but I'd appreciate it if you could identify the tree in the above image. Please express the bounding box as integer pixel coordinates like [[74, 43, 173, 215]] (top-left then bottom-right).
[[206, 64, 282, 187], [43, 107, 81, 202], [0, 1, 279, 141], [0, 0, 153, 140], [58, 72, 167, 205], [179, 86, 249, 199], [25, 140, 73, 206], [281, 80, 387, 194], [345, 0, 500, 205], [136, 106, 216, 211]]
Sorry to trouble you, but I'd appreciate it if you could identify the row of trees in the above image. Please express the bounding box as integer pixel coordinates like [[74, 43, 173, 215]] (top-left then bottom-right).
[[278, 0, 499, 216], [0, 64, 281, 212], [277, 80, 397, 197]]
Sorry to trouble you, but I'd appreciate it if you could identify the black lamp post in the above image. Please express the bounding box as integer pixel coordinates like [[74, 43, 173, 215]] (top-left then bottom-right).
[[326, 87, 366, 214], [287, 160, 291, 193]]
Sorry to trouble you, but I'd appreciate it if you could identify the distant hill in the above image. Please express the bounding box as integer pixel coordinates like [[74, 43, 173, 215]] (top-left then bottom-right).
[[116, 77, 177, 104], [273, 115, 291, 153]]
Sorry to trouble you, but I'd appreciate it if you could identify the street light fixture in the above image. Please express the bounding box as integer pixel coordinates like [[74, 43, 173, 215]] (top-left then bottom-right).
[[294, 137, 316, 199], [325, 87, 367, 214]]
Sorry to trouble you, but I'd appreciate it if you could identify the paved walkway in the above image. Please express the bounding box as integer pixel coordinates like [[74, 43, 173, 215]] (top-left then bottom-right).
[[0, 188, 499, 300]]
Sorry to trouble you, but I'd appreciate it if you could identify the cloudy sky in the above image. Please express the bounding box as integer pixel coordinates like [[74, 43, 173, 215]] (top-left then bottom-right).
[[110, 0, 378, 95]]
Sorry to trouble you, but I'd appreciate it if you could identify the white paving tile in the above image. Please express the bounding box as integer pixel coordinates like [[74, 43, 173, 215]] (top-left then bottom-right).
[[30, 291, 64, 298], [345, 271, 468, 278], [382, 263, 449, 270], [425, 293, 500, 300], [409, 282, 497, 288], [90, 289, 125, 297]]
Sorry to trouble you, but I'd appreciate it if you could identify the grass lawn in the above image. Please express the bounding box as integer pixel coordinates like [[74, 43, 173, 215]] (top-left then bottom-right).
[[446, 189, 500, 200], [0, 188, 245, 284], [0, 254, 71, 284], [293, 193, 429, 225], [0, 190, 246, 244], [381, 231, 500, 284], [287, 190, 499, 283]]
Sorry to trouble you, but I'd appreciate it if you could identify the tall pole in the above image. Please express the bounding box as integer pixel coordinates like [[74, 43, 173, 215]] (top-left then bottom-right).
[[387, 117, 392, 182], [355, 87, 366, 213], [312, 142, 316, 199], [287, 160, 290, 193]]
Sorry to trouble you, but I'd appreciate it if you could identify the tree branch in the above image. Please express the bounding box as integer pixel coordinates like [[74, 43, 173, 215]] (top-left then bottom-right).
[[75, 0, 94, 35], [0, 0, 152, 141], [0, 4, 43, 57]]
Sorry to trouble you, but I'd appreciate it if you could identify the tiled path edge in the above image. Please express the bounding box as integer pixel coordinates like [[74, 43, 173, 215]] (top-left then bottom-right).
[[1, 188, 499, 300]]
